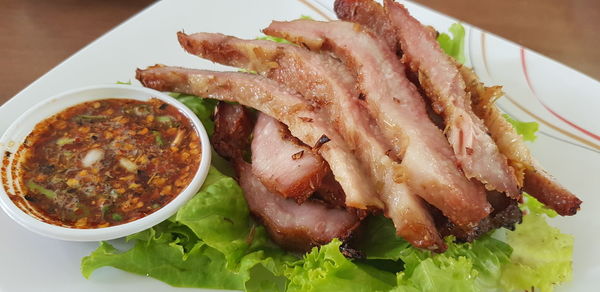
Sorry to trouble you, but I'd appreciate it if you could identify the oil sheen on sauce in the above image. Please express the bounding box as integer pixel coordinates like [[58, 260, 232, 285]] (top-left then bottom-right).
[[14, 98, 201, 228]]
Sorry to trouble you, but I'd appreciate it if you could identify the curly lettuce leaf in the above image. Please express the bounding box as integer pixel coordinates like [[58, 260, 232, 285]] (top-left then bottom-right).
[[354, 215, 411, 261], [284, 239, 396, 292], [522, 192, 558, 218], [356, 216, 512, 291], [81, 228, 246, 290], [396, 237, 512, 291], [503, 114, 539, 142], [437, 23, 466, 64], [500, 212, 574, 292], [175, 167, 253, 268], [170, 93, 218, 136], [393, 255, 476, 292]]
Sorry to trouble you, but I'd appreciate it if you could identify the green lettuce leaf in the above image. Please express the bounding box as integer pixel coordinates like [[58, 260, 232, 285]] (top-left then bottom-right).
[[437, 23, 466, 64], [81, 227, 246, 290], [170, 93, 218, 136], [255, 16, 310, 45], [500, 212, 574, 292], [503, 114, 539, 142], [394, 255, 476, 292], [284, 239, 396, 292], [354, 215, 411, 261], [356, 215, 512, 292], [175, 168, 253, 268], [256, 35, 292, 44], [522, 192, 558, 218]]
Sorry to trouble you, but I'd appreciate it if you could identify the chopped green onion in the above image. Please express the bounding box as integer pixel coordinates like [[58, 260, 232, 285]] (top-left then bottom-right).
[[101, 204, 111, 214], [153, 131, 164, 146], [111, 213, 123, 221], [78, 204, 91, 217], [156, 115, 174, 124], [151, 203, 160, 209], [74, 115, 107, 123], [26, 180, 57, 199], [56, 137, 75, 146]]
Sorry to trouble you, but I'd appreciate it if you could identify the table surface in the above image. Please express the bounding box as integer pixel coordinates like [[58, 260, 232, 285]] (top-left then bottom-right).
[[1, 0, 598, 105]]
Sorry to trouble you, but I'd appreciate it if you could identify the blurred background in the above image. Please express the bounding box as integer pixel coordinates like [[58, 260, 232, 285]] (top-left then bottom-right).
[[0, 0, 598, 104]]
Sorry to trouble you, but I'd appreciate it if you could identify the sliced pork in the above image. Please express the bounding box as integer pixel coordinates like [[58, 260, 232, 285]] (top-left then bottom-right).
[[264, 20, 491, 229], [313, 172, 347, 208], [459, 66, 581, 215], [136, 65, 384, 209], [252, 112, 329, 202], [212, 103, 359, 252], [383, 0, 519, 199], [212, 102, 253, 159], [437, 191, 522, 241], [522, 167, 581, 216], [333, 0, 400, 54], [334, 0, 581, 216], [177, 32, 444, 250], [236, 162, 360, 252]]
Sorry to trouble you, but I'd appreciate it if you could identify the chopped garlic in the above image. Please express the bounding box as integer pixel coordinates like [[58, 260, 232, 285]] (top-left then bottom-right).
[[119, 157, 138, 173], [81, 148, 104, 167]]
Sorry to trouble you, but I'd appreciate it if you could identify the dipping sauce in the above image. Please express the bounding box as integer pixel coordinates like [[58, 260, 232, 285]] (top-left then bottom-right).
[[16, 98, 201, 228]]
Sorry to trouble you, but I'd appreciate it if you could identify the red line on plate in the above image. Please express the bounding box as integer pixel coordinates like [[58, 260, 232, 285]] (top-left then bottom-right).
[[503, 94, 600, 151], [520, 48, 600, 141], [478, 35, 599, 150]]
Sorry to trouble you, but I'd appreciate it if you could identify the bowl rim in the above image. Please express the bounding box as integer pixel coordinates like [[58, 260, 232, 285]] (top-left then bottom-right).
[[0, 84, 212, 241]]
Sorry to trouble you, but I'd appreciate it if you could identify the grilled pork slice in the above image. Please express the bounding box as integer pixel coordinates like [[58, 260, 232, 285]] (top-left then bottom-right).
[[252, 113, 329, 202], [177, 32, 444, 250], [333, 0, 400, 54], [236, 162, 360, 252], [435, 190, 522, 241], [313, 172, 347, 208], [264, 20, 491, 229], [460, 66, 581, 215], [136, 65, 384, 209], [335, 0, 581, 215], [212, 103, 359, 252], [212, 102, 253, 159], [382, 0, 519, 199], [523, 167, 581, 215]]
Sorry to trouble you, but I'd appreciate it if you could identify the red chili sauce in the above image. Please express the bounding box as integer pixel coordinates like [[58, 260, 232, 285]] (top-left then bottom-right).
[[17, 98, 201, 228]]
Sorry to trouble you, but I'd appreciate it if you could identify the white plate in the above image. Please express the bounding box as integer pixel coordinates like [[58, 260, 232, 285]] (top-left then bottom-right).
[[0, 0, 598, 291]]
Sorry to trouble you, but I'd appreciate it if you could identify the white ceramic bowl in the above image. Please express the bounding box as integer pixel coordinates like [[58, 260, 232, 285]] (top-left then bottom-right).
[[0, 84, 211, 241]]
